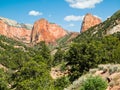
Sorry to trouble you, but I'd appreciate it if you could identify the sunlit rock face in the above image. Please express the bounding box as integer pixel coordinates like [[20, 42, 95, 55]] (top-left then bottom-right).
[[0, 17, 32, 43], [107, 24, 120, 35], [31, 19, 67, 44], [81, 13, 101, 33]]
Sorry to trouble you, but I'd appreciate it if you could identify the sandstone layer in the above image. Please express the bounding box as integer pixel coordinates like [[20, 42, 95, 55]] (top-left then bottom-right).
[[31, 19, 67, 44], [0, 17, 32, 43], [81, 13, 101, 32]]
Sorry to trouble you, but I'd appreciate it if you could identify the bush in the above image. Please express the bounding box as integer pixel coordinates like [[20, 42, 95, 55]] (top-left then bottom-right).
[[80, 76, 108, 90], [54, 77, 70, 90]]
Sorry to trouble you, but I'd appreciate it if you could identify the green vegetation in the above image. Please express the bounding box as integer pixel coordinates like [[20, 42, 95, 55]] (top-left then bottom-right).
[[0, 35, 54, 89], [0, 69, 10, 90], [75, 10, 120, 43], [0, 10, 120, 90], [0, 35, 70, 90], [65, 34, 120, 81], [63, 10, 120, 82], [12, 60, 53, 90], [80, 76, 107, 90], [53, 48, 65, 66], [54, 77, 70, 90]]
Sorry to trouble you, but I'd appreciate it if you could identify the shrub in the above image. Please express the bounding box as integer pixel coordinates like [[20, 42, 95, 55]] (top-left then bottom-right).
[[80, 76, 108, 90], [54, 77, 70, 90]]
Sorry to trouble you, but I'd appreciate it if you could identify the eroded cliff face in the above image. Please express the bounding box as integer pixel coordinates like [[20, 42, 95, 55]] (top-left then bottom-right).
[[0, 17, 32, 43], [0, 17, 67, 44], [31, 19, 67, 44], [81, 13, 101, 33]]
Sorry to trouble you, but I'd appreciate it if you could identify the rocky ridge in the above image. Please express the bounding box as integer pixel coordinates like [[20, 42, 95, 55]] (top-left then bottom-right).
[[0, 17, 68, 44], [0, 17, 33, 29], [0, 17, 32, 43], [81, 13, 101, 33], [31, 19, 67, 44]]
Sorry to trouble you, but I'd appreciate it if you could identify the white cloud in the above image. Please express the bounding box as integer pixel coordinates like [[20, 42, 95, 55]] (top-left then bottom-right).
[[29, 10, 42, 16], [65, 0, 103, 9], [64, 15, 84, 22], [68, 23, 75, 27]]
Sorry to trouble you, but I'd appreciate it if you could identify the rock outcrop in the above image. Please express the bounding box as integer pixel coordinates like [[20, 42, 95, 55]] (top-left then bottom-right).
[[31, 19, 67, 44], [0, 17, 32, 43], [107, 24, 120, 35], [0, 17, 67, 44], [81, 13, 101, 32]]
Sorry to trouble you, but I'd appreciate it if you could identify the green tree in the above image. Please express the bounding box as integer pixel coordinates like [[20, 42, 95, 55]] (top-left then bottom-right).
[[13, 60, 53, 90], [54, 77, 70, 90], [0, 69, 10, 90], [65, 42, 100, 81], [53, 48, 64, 66], [34, 41, 52, 66]]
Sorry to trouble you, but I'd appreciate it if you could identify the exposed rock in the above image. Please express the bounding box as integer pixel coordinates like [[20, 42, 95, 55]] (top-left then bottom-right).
[[50, 66, 70, 79], [0, 64, 8, 71], [48, 23, 67, 40], [107, 24, 120, 35], [110, 86, 120, 90], [0, 17, 67, 44], [0, 17, 32, 43], [0, 17, 33, 29], [31, 18, 67, 44], [81, 13, 101, 33]]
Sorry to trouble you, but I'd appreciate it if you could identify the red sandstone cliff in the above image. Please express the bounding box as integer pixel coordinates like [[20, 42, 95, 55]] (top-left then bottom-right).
[[0, 14, 101, 44], [31, 19, 67, 44], [0, 17, 67, 44], [81, 13, 101, 33], [0, 17, 32, 43]]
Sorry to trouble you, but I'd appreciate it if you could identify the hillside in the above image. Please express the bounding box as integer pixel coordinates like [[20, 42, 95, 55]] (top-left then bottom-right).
[[0, 34, 73, 90], [65, 64, 120, 90], [0, 35, 56, 89], [75, 10, 120, 42], [58, 10, 120, 90], [0, 10, 120, 90]]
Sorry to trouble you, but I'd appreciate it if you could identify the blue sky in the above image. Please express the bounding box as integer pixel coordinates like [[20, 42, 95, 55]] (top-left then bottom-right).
[[0, 0, 120, 32]]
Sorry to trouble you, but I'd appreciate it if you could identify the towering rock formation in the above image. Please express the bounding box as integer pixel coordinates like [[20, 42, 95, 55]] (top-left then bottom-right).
[[0, 17, 32, 43], [81, 13, 101, 33], [31, 19, 67, 44], [0, 17, 67, 44]]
